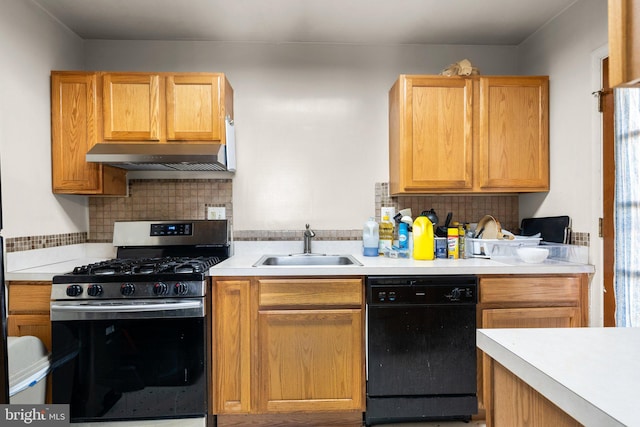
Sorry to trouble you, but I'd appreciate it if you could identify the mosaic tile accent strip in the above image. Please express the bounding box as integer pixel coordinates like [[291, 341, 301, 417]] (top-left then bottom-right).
[[234, 229, 361, 241], [6, 232, 87, 253], [89, 179, 233, 242]]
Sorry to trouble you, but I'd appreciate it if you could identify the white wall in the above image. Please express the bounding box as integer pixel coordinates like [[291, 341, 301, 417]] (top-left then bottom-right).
[[517, 0, 608, 325], [84, 41, 518, 231], [0, 0, 86, 238]]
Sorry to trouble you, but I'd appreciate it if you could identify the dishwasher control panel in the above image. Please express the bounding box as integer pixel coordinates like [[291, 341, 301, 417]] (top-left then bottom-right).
[[366, 275, 477, 305]]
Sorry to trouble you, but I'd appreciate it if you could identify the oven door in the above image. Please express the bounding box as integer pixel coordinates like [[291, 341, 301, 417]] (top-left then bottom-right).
[[50, 299, 207, 423]]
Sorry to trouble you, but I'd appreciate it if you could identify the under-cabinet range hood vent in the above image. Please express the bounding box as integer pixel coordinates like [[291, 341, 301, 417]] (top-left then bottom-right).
[[86, 143, 233, 171], [86, 116, 237, 172]]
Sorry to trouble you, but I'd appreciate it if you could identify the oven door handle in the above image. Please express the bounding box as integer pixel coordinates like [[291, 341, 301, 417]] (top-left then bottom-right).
[[50, 299, 205, 320]]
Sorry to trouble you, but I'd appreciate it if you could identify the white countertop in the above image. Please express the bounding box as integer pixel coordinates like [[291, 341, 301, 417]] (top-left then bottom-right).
[[477, 327, 639, 427], [3, 240, 594, 281]]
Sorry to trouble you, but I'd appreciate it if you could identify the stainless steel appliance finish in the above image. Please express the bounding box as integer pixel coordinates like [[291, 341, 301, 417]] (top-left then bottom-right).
[[365, 275, 478, 425], [85, 117, 236, 172], [51, 220, 230, 424]]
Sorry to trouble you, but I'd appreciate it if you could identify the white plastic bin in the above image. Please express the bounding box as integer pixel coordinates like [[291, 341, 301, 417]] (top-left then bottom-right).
[[7, 336, 50, 404]]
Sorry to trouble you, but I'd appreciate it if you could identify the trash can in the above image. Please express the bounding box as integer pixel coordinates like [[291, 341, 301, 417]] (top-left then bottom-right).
[[7, 336, 50, 404]]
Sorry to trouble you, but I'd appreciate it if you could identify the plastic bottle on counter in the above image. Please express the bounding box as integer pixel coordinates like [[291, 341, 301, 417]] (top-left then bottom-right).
[[447, 227, 459, 259], [398, 222, 409, 250], [412, 216, 434, 260], [362, 217, 380, 257], [379, 215, 394, 255], [458, 223, 466, 259]]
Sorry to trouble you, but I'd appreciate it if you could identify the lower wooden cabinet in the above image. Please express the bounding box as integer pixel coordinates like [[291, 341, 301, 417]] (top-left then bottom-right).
[[7, 281, 52, 351], [477, 274, 589, 427], [212, 277, 365, 425]]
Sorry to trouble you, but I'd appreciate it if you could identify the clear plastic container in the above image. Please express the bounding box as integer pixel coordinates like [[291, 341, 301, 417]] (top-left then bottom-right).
[[363, 217, 379, 257]]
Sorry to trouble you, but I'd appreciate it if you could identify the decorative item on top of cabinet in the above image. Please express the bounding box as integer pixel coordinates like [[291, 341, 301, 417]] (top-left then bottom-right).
[[389, 75, 549, 195], [608, 0, 640, 87], [51, 71, 127, 195]]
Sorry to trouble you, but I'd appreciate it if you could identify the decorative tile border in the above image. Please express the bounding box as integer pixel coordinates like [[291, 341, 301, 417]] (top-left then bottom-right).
[[233, 229, 361, 241], [6, 232, 87, 253]]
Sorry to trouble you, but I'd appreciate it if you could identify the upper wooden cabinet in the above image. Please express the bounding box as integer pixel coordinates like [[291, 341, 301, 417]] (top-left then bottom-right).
[[51, 71, 127, 195], [102, 72, 233, 143], [389, 75, 549, 195], [608, 0, 640, 87], [102, 73, 161, 141], [51, 71, 234, 195]]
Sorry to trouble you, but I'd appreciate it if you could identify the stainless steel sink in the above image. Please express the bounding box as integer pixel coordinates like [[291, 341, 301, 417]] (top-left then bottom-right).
[[252, 254, 362, 267]]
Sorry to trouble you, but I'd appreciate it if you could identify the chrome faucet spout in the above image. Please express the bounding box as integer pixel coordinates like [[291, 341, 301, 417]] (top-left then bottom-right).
[[303, 224, 316, 254]]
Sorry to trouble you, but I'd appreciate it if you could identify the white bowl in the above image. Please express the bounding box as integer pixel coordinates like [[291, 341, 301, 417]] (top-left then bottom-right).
[[516, 247, 549, 263]]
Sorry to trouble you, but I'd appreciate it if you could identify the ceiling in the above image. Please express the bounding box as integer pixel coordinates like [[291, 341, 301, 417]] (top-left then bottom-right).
[[31, 0, 578, 45]]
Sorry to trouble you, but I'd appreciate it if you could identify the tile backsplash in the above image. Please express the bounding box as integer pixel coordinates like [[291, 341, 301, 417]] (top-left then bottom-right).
[[88, 179, 233, 242], [5, 180, 590, 251]]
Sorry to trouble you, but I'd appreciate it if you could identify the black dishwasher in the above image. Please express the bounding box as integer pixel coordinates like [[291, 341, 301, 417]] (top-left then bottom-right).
[[365, 275, 478, 426]]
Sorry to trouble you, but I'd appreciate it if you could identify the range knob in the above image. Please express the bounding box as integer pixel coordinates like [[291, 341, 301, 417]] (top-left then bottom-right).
[[66, 284, 83, 297], [87, 284, 103, 297], [153, 282, 169, 296], [121, 283, 136, 296], [173, 282, 189, 296]]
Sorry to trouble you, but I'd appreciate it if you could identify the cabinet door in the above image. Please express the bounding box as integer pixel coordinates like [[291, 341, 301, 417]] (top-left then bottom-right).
[[394, 76, 474, 192], [214, 280, 252, 414], [166, 74, 222, 141], [7, 315, 52, 351], [51, 73, 101, 193], [103, 73, 161, 141], [257, 308, 363, 413], [481, 306, 580, 427], [478, 76, 549, 191], [609, 0, 640, 87]]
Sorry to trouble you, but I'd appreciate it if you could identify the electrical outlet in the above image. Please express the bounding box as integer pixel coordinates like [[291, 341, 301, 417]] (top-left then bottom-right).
[[206, 207, 226, 220], [381, 207, 396, 221]]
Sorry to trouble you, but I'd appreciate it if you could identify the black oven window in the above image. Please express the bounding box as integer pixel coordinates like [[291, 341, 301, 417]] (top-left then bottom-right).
[[52, 317, 207, 422]]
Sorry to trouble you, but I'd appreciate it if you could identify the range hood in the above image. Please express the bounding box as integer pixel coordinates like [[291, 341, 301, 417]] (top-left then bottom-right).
[[86, 143, 233, 171], [86, 117, 236, 172]]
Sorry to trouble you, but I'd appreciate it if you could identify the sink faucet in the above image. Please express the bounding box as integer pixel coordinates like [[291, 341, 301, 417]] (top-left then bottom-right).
[[303, 224, 316, 254]]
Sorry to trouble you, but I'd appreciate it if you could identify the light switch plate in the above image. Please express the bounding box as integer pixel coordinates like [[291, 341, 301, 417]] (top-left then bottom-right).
[[206, 207, 226, 220]]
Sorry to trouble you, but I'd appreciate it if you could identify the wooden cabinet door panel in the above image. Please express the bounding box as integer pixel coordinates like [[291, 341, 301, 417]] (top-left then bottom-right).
[[7, 315, 51, 351], [258, 278, 362, 308], [8, 283, 52, 313], [483, 307, 581, 329], [215, 280, 252, 414], [257, 309, 363, 413], [478, 77, 549, 191], [51, 73, 102, 192], [103, 73, 161, 141], [479, 275, 581, 304], [166, 74, 221, 141], [609, 0, 640, 87], [405, 76, 473, 191]]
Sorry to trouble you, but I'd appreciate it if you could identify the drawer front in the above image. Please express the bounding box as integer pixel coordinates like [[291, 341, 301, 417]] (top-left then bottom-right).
[[8, 282, 52, 314], [479, 275, 580, 304], [258, 278, 363, 308]]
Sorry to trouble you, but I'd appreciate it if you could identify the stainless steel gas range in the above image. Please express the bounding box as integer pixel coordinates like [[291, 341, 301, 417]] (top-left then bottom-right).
[[50, 220, 230, 426]]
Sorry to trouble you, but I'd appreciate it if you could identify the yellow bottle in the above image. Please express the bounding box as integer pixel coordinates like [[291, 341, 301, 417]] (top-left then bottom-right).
[[413, 216, 434, 260]]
